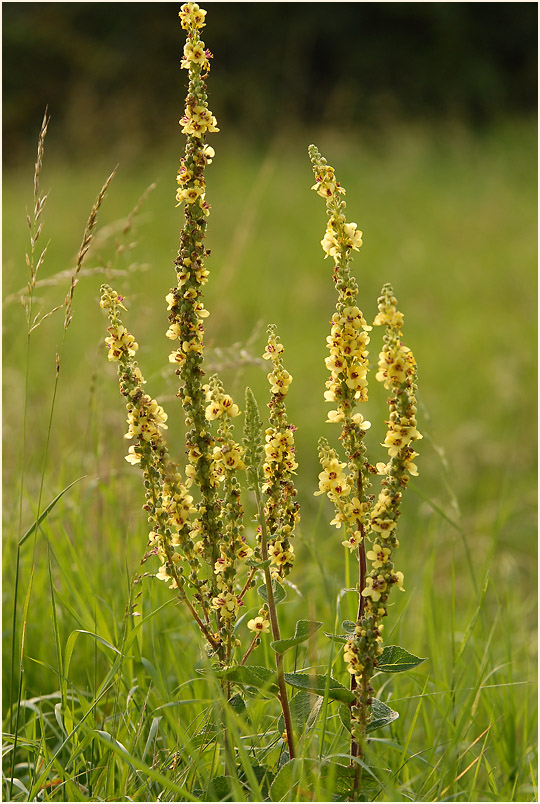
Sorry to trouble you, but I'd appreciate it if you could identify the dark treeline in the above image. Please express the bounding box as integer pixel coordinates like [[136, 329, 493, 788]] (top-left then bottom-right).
[[3, 2, 537, 164]]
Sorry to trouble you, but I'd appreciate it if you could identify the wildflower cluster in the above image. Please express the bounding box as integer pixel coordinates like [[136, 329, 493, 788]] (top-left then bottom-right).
[[176, 2, 217, 210], [342, 286, 420, 745], [101, 7, 301, 678], [261, 326, 300, 578], [309, 144, 372, 562], [314, 440, 370, 553], [100, 285, 218, 646], [169, 2, 223, 607], [205, 376, 253, 634], [309, 150, 421, 756], [362, 282, 421, 617]]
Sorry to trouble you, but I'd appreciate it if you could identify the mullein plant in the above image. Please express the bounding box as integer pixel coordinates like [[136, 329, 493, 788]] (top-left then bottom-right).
[[100, 2, 299, 757], [309, 146, 423, 782], [100, 1, 424, 791]]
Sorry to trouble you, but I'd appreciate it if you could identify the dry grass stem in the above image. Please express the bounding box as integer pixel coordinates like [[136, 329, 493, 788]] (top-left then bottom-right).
[[64, 167, 117, 329]]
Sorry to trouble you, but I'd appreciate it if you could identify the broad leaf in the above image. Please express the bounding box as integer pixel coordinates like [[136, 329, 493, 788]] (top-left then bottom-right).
[[271, 619, 322, 654], [270, 758, 318, 802], [216, 665, 279, 695], [378, 645, 427, 673], [205, 776, 232, 801], [340, 698, 399, 734], [277, 690, 322, 737], [284, 672, 354, 704], [324, 631, 348, 644], [257, 579, 286, 605], [367, 698, 399, 733], [246, 558, 271, 569], [228, 693, 247, 716], [270, 758, 372, 802]]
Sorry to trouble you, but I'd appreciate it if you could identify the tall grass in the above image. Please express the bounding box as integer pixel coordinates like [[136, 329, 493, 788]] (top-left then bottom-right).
[[3, 117, 537, 801]]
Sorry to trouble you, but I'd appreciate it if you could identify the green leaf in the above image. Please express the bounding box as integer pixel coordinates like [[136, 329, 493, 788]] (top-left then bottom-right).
[[342, 620, 356, 634], [216, 665, 279, 695], [378, 645, 427, 673], [367, 699, 399, 733], [340, 698, 399, 734], [237, 765, 275, 800], [270, 758, 318, 802], [257, 579, 286, 605], [324, 631, 348, 644], [271, 619, 322, 654], [246, 558, 271, 569], [270, 758, 369, 802], [19, 476, 86, 546], [228, 693, 247, 716], [205, 775, 232, 801], [284, 672, 354, 704], [277, 690, 322, 737]]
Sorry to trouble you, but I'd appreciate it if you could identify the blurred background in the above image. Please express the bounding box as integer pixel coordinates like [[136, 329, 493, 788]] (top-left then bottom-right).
[[2, 2, 537, 787], [3, 2, 538, 165]]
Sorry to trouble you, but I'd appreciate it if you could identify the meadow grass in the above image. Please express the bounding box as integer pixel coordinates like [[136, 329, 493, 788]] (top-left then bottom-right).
[[2, 118, 537, 801]]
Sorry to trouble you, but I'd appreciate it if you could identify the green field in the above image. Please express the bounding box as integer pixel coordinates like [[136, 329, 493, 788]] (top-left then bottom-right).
[[3, 117, 537, 801]]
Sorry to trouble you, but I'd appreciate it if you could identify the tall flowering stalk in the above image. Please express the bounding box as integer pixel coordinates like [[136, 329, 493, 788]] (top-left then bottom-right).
[[309, 146, 421, 780], [168, 2, 223, 617], [99, 9, 300, 744], [308, 145, 372, 757], [99, 285, 221, 651], [100, 5, 252, 668], [242, 327, 300, 757], [261, 326, 300, 580]]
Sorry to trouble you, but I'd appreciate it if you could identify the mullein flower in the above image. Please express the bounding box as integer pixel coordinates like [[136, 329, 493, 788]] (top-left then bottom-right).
[[99, 285, 219, 645], [247, 614, 271, 635], [346, 285, 421, 744], [309, 145, 372, 563], [169, 3, 224, 627], [261, 325, 300, 578], [309, 148, 420, 762], [204, 375, 252, 648], [360, 283, 421, 615]]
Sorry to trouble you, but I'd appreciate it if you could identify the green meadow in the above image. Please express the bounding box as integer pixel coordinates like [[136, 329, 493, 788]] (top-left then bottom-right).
[[3, 117, 537, 800]]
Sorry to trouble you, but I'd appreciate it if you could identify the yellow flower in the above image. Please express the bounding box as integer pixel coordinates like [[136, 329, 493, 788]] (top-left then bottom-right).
[[343, 222, 363, 251], [342, 531, 363, 551], [125, 446, 141, 465], [205, 400, 223, 420], [393, 570, 405, 591], [343, 640, 364, 675], [366, 543, 391, 569], [221, 394, 240, 417], [237, 544, 254, 561], [179, 2, 207, 30], [211, 591, 239, 619], [314, 457, 350, 498], [268, 541, 294, 567], [263, 335, 284, 361], [247, 616, 270, 634], [361, 575, 387, 602], [268, 369, 293, 396], [214, 556, 231, 575], [371, 518, 397, 537]]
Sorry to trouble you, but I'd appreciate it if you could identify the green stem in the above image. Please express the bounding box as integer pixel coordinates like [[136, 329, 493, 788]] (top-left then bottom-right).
[[254, 486, 296, 759], [350, 463, 367, 796]]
